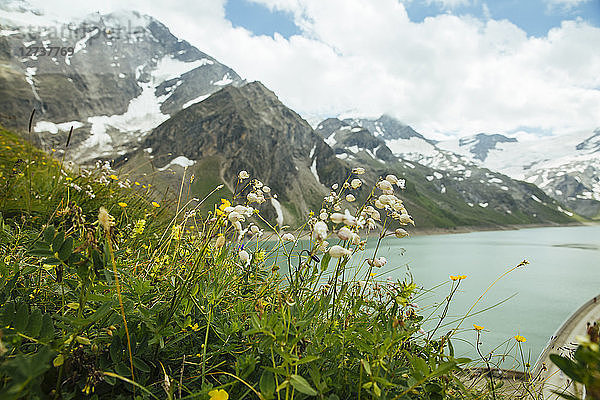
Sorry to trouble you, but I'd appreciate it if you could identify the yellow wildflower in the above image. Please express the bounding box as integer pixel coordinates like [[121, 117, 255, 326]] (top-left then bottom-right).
[[118, 202, 127, 208], [514, 335, 526, 343], [109, 174, 118, 180], [133, 219, 146, 235], [473, 324, 484, 331], [208, 389, 229, 400], [134, 181, 140, 186], [215, 199, 231, 216], [152, 201, 160, 208], [254, 250, 266, 262], [450, 275, 467, 281]]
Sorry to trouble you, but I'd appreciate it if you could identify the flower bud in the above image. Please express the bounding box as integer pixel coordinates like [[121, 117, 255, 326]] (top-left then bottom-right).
[[337, 226, 353, 241], [351, 178, 362, 189], [329, 245, 351, 258]]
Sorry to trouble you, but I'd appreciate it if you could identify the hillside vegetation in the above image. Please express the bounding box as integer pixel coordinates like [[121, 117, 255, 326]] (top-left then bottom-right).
[[0, 126, 546, 399]]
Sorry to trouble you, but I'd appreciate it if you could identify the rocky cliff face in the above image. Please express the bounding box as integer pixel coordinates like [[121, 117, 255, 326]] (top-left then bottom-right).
[[0, 6, 244, 162], [117, 82, 348, 226]]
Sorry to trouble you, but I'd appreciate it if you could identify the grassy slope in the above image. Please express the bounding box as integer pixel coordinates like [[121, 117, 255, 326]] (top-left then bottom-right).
[[0, 126, 498, 399]]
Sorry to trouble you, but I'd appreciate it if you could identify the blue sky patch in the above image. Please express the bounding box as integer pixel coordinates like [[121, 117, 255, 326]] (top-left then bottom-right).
[[225, 0, 301, 38], [404, 0, 599, 37]]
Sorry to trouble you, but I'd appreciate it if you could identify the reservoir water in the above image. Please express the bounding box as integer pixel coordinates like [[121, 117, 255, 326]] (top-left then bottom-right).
[[365, 225, 600, 369]]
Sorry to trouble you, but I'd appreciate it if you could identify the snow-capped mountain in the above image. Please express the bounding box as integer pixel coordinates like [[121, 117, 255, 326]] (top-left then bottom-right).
[[0, 2, 244, 162], [319, 115, 482, 175], [439, 131, 600, 218], [315, 116, 581, 226], [319, 115, 598, 219]]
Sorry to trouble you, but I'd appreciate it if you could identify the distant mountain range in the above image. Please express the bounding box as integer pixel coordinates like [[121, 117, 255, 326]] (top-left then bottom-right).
[[439, 131, 600, 218], [0, 1, 596, 228], [322, 116, 599, 219]]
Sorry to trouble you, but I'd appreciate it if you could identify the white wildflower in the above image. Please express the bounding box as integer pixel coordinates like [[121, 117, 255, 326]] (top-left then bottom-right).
[[343, 209, 357, 226], [228, 211, 242, 223], [395, 228, 409, 238], [399, 214, 414, 225], [337, 226, 353, 241], [330, 212, 344, 224], [351, 178, 362, 189], [345, 194, 356, 202], [329, 245, 352, 258], [238, 170, 249, 180], [386, 174, 400, 186], [313, 220, 328, 241], [239, 250, 250, 264], [281, 232, 295, 242], [98, 207, 115, 232], [247, 192, 259, 203], [377, 180, 393, 192], [352, 167, 365, 175]]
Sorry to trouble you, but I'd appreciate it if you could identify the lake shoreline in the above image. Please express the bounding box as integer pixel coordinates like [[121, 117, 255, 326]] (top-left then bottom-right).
[[263, 221, 597, 242], [407, 221, 597, 237]]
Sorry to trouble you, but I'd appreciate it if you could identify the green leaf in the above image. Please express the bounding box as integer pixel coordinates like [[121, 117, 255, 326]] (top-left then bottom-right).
[[361, 359, 372, 376], [53, 354, 64, 367], [25, 308, 42, 337], [454, 358, 472, 364], [92, 249, 104, 269], [14, 303, 29, 332], [260, 370, 276, 397], [550, 354, 584, 383], [550, 390, 582, 400], [321, 253, 331, 272], [410, 356, 429, 379], [43, 226, 55, 243], [0, 302, 16, 326], [58, 236, 73, 261], [133, 357, 151, 373], [431, 361, 456, 378], [110, 335, 123, 363], [52, 231, 64, 253], [39, 314, 54, 341], [29, 244, 53, 257], [290, 374, 317, 396]]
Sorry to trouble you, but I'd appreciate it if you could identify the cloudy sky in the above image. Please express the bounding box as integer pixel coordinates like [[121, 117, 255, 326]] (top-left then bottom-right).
[[25, 0, 600, 139]]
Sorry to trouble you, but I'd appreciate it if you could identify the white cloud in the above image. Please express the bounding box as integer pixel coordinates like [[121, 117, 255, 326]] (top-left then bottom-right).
[[426, 0, 472, 9], [25, 0, 600, 138]]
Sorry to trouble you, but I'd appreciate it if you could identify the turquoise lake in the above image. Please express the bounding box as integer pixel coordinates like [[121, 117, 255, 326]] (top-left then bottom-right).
[[364, 225, 600, 369]]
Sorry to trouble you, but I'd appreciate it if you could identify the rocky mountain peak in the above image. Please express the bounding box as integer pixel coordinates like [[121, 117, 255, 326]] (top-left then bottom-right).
[[458, 133, 518, 161]]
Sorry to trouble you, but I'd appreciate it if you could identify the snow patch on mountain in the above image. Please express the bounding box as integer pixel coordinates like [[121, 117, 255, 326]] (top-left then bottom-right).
[[182, 94, 211, 109], [158, 156, 195, 171]]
